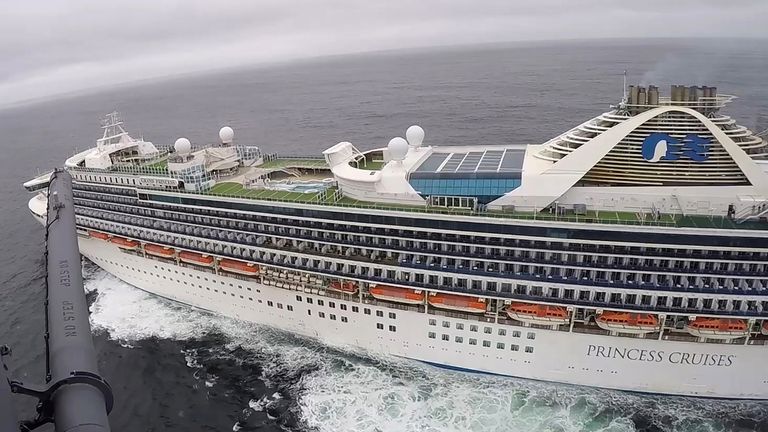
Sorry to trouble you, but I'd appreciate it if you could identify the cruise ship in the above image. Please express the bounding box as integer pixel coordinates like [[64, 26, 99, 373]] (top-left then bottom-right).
[[25, 84, 768, 399]]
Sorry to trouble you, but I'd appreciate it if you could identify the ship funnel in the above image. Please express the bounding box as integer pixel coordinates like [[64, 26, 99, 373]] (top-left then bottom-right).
[[647, 85, 659, 106]]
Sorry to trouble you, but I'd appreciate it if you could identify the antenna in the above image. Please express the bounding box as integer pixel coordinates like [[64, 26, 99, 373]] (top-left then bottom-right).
[[621, 70, 628, 104]]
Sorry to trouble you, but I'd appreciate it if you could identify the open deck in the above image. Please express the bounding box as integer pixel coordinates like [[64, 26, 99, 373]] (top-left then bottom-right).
[[200, 181, 768, 231], [66, 156, 768, 231]]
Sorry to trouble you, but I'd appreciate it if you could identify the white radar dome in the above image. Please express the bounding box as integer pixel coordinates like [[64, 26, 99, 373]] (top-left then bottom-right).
[[388, 137, 409, 161], [174, 137, 191, 155], [406, 125, 425, 147], [219, 126, 234, 144]]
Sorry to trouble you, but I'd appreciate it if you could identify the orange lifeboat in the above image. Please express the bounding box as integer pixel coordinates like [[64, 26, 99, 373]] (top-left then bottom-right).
[[329, 281, 358, 294], [428, 293, 486, 314], [110, 236, 139, 250], [144, 243, 176, 259], [596, 311, 660, 334], [506, 302, 568, 326], [369, 285, 425, 305], [219, 259, 259, 276], [179, 251, 214, 267], [685, 318, 748, 340], [89, 230, 110, 240]]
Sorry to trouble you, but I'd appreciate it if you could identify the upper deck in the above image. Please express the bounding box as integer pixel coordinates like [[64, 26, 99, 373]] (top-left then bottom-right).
[[27, 83, 768, 232]]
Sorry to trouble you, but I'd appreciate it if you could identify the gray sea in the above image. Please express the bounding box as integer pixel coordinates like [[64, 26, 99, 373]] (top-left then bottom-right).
[[1, 38, 768, 431]]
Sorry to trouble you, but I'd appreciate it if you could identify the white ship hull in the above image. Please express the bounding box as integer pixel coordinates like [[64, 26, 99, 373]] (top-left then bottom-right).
[[80, 236, 768, 399]]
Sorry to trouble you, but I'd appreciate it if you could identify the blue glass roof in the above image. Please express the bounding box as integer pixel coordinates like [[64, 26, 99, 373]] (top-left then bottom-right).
[[413, 149, 525, 175], [410, 149, 525, 203]]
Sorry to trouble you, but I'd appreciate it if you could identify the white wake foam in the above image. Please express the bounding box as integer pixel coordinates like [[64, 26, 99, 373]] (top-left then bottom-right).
[[84, 267, 766, 432]]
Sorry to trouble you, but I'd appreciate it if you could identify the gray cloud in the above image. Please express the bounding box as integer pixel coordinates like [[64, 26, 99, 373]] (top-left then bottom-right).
[[1, 0, 766, 106]]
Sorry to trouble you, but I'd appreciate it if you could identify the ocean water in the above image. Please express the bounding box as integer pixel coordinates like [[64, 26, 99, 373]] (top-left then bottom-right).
[[1, 38, 768, 431]]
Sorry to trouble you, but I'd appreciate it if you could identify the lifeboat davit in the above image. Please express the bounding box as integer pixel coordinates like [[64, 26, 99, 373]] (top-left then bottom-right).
[[329, 281, 358, 294], [685, 318, 749, 340], [110, 236, 139, 250], [179, 251, 214, 267], [596, 311, 660, 334], [428, 293, 486, 314], [369, 285, 425, 305], [219, 259, 259, 276], [144, 243, 176, 259], [89, 230, 110, 240], [506, 302, 569, 326]]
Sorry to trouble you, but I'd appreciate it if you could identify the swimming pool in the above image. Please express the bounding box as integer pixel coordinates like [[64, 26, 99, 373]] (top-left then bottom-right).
[[266, 178, 334, 193]]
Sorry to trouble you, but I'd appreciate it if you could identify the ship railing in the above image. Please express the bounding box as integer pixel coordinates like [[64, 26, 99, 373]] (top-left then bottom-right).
[[78, 217, 768, 321], [363, 298, 423, 313], [426, 307, 496, 324], [75, 201, 768, 298], [178, 260, 216, 275]]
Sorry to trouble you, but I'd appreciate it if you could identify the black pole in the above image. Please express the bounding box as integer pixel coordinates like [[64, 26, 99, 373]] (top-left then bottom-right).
[[44, 170, 111, 432]]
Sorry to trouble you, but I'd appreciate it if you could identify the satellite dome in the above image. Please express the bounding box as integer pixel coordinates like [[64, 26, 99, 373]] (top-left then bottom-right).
[[219, 126, 234, 144], [406, 125, 425, 147], [388, 137, 409, 161], [174, 137, 191, 155]]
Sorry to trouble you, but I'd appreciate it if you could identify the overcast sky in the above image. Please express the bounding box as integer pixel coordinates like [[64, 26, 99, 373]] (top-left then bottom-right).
[[1, 0, 766, 106]]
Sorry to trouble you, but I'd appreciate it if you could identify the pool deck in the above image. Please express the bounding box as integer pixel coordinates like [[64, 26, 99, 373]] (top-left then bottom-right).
[[202, 182, 768, 231]]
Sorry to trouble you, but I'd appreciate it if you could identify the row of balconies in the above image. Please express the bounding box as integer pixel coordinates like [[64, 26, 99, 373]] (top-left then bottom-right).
[[75, 208, 768, 303], [73, 198, 768, 280], [79, 215, 768, 319], [70, 191, 768, 265]]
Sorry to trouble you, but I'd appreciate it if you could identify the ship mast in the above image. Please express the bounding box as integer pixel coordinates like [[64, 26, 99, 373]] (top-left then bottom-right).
[[97, 111, 128, 149]]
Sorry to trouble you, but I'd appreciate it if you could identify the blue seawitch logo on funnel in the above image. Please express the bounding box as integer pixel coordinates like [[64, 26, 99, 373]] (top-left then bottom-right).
[[641, 133, 710, 162]]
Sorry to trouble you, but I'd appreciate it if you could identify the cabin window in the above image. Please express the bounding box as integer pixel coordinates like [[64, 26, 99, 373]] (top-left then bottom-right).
[[352, 306, 359, 313], [267, 301, 273, 307], [330, 314, 336, 320], [364, 308, 371, 315], [498, 329, 506, 336], [376, 310, 383, 317], [388, 312, 396, 319], [376, 323, 383, 330], [307, 298, 313, 304], [513, 331, 521, 338], [296, 295, 302, 301], [455, 336, 463, 343], [277, 303, 283, 309], [527, 332, 536, 340], [511, 344, 519, 352], [388, 325, 396, 332], [525, 346, 534, 353], [318, 300, 324, 306], [319, 312, 325, 318], [484, 327, 492, 334], [341, 316, 348, 323], [469, 338, 477, 345], [456, 323, 464, 330], [429, 319, 436, 326], [497, 343, 505, 350], [470, 325, 478, 332], [442, 334, 449, 341], [340, 304, 347, 311], [287, 305, 293, 311], [442, 321, 450, 328], [329, 302, 336, 308], [428, 332, 436, 339], [482, 340, 491, 348]]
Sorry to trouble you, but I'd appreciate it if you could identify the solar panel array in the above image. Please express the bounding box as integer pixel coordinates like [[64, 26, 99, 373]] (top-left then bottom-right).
[[413, 149, 524, 174]]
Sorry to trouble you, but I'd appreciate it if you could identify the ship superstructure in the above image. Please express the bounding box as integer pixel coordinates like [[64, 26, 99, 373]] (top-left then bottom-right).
[[25, 85, 768, 399]]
